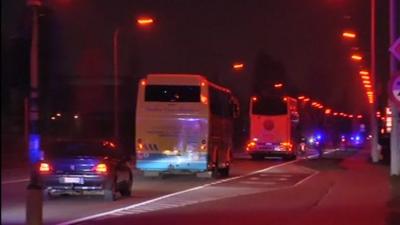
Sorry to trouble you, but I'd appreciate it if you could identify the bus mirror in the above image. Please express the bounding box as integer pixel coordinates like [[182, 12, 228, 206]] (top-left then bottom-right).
[[291, 113, 299, 123]]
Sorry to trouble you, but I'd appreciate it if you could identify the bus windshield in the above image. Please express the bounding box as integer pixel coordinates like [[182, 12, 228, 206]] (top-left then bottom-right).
[[145, 85, 200, 102], [252, 96, 287, 115]]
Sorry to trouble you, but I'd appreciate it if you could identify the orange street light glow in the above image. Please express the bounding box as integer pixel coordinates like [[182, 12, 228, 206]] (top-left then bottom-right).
[[359, 70, 369, 75], [137, 17, 154, 25], [252, 96, 258, 101], [363, 80, 371, 84], [364, 84, 372, 88], [351, 54, 363, 61], [233, 63, 244, 70], [342, 32, 356, 39], [303, 98, 310, 102], [361, 75, 370, 80], [274, 83, 283, 88], [297, 96, 305, 100]]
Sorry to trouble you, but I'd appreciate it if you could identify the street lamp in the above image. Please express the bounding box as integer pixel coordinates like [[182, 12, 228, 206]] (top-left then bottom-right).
[[137, 17, 154, 26], [232, 62, 244, 71], [351, 54, 363, 61], [342, 31, 357, 39], [113, 16, 154, 140]]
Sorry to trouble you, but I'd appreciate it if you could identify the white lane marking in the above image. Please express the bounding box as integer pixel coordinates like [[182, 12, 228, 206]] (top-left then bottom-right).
[[56, 159, 300, 225], [239, 181, 277, 185], [279, 174, 293, 177], [306, 148, 341, 159], [294, 171, 319, 187], [1, 178, 29, 185]]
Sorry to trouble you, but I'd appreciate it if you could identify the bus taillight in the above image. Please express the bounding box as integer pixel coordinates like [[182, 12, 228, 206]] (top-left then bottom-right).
[[137, 138, 144, 151], [280, 142, 293, 151], [246, 141, 256, 151], [200, 139, 207, 151], [201, 95, 208, 104]]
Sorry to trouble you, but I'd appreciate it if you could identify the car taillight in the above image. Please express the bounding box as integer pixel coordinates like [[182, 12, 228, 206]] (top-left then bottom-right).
[[93, 163, 108, 174], [39, 162, 51, 173]]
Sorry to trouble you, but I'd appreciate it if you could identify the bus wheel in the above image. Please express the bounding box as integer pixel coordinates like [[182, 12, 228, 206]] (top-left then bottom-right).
[[283, 154, 296, 161], [212, 166, 220, 178], [218, 166, 230, 177], [118, 170, 133, 197], [104, 176, 117, 201]]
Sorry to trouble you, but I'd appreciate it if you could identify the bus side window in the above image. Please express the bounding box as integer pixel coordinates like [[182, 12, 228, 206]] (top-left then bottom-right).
[[210, 87, 222, 116]]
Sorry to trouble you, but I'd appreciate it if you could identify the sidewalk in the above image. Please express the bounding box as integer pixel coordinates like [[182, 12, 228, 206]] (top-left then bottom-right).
[[294, 147, 400, 225]]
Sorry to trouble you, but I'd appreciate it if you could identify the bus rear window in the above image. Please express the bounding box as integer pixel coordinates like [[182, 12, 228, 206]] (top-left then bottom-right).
[[145, 85, 200, 102], [252, 97, 287, 115]]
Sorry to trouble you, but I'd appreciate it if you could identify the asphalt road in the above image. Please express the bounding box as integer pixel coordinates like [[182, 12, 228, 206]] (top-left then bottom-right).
[[2, 154, 300, 225]]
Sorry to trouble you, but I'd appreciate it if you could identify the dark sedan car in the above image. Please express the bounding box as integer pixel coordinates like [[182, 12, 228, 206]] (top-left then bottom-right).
[[37, 139, 133, 201]]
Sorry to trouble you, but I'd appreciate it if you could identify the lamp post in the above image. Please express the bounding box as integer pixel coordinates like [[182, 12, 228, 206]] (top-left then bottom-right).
[[370, 0, 380, 163], [113, 27, 120, 140], [26, 0, 43, 224], [113, 17, 154, 140], [389, 0, 399, 175]]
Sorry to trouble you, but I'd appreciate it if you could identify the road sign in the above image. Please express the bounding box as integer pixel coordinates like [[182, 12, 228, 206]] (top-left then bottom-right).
[[388, 74, 400, 108], [389, 37, 400, 61], [26, 0, 42, 6]]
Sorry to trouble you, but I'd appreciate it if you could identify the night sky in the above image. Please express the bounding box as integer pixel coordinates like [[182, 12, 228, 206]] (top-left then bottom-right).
[[2, 0, 390, 117]]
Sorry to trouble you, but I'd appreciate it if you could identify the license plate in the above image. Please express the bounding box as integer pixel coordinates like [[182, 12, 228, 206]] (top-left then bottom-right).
[[60, 177, 83, 184]]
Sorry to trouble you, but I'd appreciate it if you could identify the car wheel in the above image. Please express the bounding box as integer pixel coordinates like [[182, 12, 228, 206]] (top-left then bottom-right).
[[104, 177, 117, 201], [251, 154, 264, 160], [42, 188, 54, 201]]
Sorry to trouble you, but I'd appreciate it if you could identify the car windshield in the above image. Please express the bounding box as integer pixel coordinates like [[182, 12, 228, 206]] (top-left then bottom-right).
[[44, 141, 119, 158]]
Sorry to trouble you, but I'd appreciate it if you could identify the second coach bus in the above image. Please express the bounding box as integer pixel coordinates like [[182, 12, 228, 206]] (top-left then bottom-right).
[[135, 74, 239, 177], [246, 95, 299, 160]]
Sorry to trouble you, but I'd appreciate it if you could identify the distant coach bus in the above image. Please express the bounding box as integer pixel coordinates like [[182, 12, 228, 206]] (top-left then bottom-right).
[[246, 95, 299, 160], [135, 74, 239, 177]]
